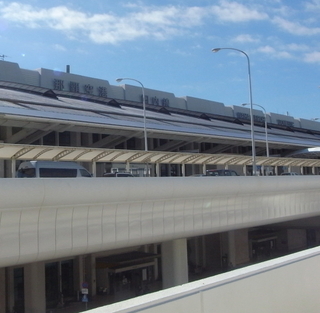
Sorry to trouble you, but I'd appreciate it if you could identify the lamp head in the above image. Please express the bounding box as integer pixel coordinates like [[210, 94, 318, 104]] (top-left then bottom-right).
[[242, 103, 248, 107], [116, 78, 123, 83], [212, 48, 221, 53]]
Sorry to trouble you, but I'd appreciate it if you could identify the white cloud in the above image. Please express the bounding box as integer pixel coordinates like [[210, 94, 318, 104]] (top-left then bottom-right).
[[303, 51, 320, 63], [209, 1, 268, 22], [272, 17, 320, 35], [0, 1, 269, 45], [257, 45, 293, 59], [305, 0, 320, 11], [285, 43, 309, 51], [233, 34, 260, 43]]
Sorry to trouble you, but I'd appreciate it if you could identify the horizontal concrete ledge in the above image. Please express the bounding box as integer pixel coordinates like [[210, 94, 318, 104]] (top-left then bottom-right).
[[90, 246, 320, 313]]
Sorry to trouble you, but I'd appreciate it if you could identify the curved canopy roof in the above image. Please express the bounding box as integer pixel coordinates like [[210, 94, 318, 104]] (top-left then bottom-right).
[[3, 143, 320, 168]]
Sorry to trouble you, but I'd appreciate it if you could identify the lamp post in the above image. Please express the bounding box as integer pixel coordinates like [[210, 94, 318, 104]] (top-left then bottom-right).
[[242, 103, 269, 158], [212, 47, 257, 175], [116, 78, 148, 152]]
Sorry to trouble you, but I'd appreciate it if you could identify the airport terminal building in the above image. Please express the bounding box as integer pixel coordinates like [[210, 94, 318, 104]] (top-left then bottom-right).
[[0, 61, 320, 312]]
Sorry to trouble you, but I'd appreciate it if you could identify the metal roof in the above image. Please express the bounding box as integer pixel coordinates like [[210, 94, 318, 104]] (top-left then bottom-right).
[[1, 83, 320, 149], [2, 143, 320, 168]]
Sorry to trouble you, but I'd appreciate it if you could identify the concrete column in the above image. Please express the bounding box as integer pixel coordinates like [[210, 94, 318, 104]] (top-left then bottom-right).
[[161, 239, 188, 289], [92, 161, 97, 177], [221, 229, 250, 269], [6, 268, 14, 313], [202, 164, 206, 174], [0, 268, 5, 313], [243, 165, 247, 176], [74, 256, 85, 301], [85, 254, 96, 297], [228, 230, 236, 268], [153, 244, 159, 281], [70, 131, 81, 147], [24, 262, 45, 313], [81, 133, 93, 147], [181, 164, 185, 176], [11, 159, 16, 178], [227, 229, 250, 268]]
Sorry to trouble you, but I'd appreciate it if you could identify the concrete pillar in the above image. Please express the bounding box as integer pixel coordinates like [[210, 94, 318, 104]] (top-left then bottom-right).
[[0, 268, 5, 313], [24, 262, 45, 313], [70, 131, 81, 146], [161, 239, 188, 289], [11, 159, 16, 178], [228, 229, 250, 268], [74, 256, 85, 301], [228, 230, 237, 268], [6, 268, 14, 313], [181, 164, 185, 176], [221, 229, 250, 269], [81, 133, 93, 146], [126, 161, 130, 172], [92, 161, 97, 177], [202, 164, 206, 174], [85, 254, 96, 297]]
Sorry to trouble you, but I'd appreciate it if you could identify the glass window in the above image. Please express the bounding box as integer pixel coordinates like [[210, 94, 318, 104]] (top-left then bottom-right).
[[80, 169, 92, 177], [39, 168, 77, 177]]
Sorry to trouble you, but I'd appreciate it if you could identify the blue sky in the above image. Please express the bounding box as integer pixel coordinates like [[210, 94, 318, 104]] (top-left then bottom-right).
[[0, 0, 320, 120]]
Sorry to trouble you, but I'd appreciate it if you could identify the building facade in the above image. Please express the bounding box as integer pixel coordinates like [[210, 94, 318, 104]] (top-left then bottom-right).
[[0, 61, 320, 313]]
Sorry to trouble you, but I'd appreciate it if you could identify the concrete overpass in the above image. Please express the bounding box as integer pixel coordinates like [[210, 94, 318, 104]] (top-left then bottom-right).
[[1, 175, 320, 269], [1, 175, 320, 312]]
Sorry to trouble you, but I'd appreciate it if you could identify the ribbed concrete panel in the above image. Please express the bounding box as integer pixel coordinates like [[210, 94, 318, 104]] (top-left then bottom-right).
[[0, 176, 320, 267], [20, 209, 40, 263], [0, 210, 21, 265], [38, 208, 57, 257], [56, 207, 73, 252]]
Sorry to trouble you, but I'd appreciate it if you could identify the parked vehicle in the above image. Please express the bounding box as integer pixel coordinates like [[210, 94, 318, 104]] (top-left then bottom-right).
[[280, 172, 299, 176], [16, 161, 92, 178], [206, 169, 239, 176], [103, 172, 134, 177]]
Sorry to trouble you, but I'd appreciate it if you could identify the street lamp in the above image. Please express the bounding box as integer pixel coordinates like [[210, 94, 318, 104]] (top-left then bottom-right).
[[212, 47, 257, 175], [242, 103, 269, 158], [116, 78, 148, 152]]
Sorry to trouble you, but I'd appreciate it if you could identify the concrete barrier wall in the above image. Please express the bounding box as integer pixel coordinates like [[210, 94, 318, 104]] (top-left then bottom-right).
[[90, 246, 320, 313]]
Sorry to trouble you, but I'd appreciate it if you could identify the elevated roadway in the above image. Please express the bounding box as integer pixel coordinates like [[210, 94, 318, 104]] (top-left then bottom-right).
[[1, 175, 320, 268]]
